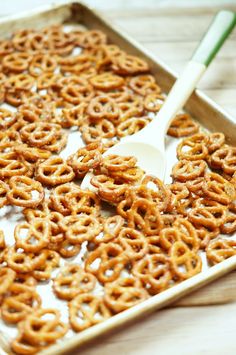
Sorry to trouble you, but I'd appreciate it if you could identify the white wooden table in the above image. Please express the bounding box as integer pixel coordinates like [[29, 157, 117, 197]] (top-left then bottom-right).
[[1, 1, 236, 354]]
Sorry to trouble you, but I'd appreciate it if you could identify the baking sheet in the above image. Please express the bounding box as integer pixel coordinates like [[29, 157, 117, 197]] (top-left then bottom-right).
[[0, 2, 235, 354]]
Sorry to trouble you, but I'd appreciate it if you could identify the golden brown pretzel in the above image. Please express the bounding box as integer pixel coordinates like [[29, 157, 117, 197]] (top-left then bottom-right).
[[168, 113, 199, 137], [14, 219, 50, 253], [206, 239, 236, 264], [117, 227, 148, 260], [69, 293, 111, 332], [170, 241, 202, 280], [104, 277, 149, 313], [85, 242, 128, 283], [65, 215, 102, 244], [35, 156, 75, 186], [133, 254, 172, 294], [53, 264, 96, 300], [7, 176, 44, 208], [21, 308, 68, 346], [67, 142, 102, 178]]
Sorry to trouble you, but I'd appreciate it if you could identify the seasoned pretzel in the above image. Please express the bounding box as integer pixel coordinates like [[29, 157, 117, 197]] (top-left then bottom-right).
[[85, 242, 127, 283], [210, 146, 236, 175], [50, 182, 80, 215], [36, 156, 75, 186], [133, 254, 171, 294], [22, 308, 68, 346], [207, 132, 225, 153], [117, 227, 148, 260], [90, 72, 124, 90], [0, 145, 30, 179], [53, 264, 96, 300], [118, 95, 144, 121], [144, 93, 165, 112], [7, 176, 44, 208], [14, 144, 51, 163], [87, 95, 119, 121], [170, 241, 202, 280], [14, 219, 50, 253], [91, 174, 128, 204], [57, 239, 81, 258], [104, 277, 149, 313], [102, 154, 137, 172], [5, 73, 34, 91], [60, 80, 94, 105], [189, 199, 227, 229], [202, 172, 235, 205], [127, 198, 163, 236], [171, 160, 207, 182], [1, 286, 41, 324], [81, 118, 116, 144], [67, 142, 102, 178], [117, 116, 150, 138], [113, 53, 149, 75], [94, 215, 124, 244], [11, 325, 41, 354], [69, 293, 111, 332], [32, 250, 60, 281], [206, 239, 236, 264], [168, 113, 199, 137], [20, 122, 62, 148], [2, 52, 31, 73], [65, 188, 101, 216], [29, 54, 57, 77], [5, 246, 47, 273], [65, 215, 102, 244], [194, 225, 220, 249], [221, 207, 236, 235], [177, 133, 209, 160], [129, 75, 160, 96], [78, 30, 107, 48]]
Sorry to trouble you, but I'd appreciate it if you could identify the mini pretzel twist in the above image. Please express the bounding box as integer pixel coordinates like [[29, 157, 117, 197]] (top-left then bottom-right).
[[7, 176, 44, 208], [94, 215, 124, 244], [117, 227, 148, 260], [168, 113, 199, 137], [53, 264, 96, 300], [170, 241, 202, 280], [1, 286, 41, 324], [5, 246, 47, 273], [65, 215, 102, 244], [129, 75, 161, 96], [90, 72, 124, 90], [35, 156, 75, 186], [14, 219, 50, 253], [177, 133, 209, 160], [104, 277, 149, 313], [127, 198, 163, 236], [20, 308, 68, 346], [67, 142, 102, 178], [85, 242, 128, 283], [206, 239, 236, 265], [87, 95, 119, 121], [202, 172, 235, 205], [69, 293, 111, 332], [132, 254, 172, 294], [210, 146, 236, 175], [171, 160, 207, 182]]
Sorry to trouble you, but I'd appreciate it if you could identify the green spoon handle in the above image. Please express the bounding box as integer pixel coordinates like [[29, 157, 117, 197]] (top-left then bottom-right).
[[192, 10, 236, 66]]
